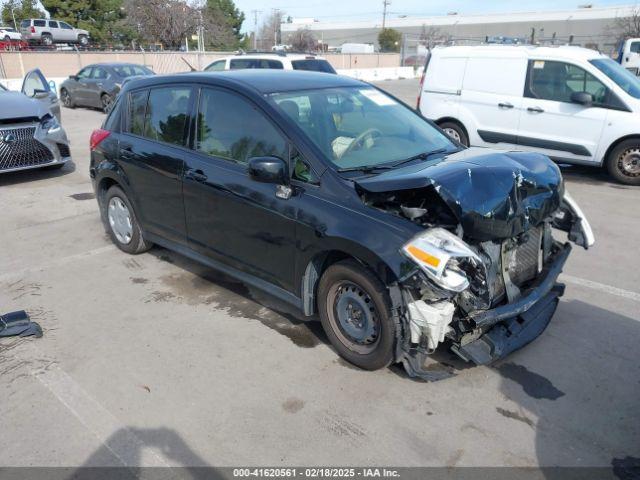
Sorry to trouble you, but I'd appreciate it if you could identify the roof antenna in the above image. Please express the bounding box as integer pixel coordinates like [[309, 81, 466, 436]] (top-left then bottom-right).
[[181, 56, 197, 72]]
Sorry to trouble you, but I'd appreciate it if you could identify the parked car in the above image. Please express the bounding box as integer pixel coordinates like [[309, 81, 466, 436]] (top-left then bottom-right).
[[204, 52, 336, 74], [418, 45, 640, 185], [90, 70, 593, 379], [20, 18, 89, 46], [615, 37, 640, 75], [60, 63, 154, 112], [0, 69, 70, 173], [0, 25, 21, 42]]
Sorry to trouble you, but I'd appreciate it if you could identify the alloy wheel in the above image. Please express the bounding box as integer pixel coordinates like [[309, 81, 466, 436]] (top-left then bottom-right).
[[443, 127, 461, 143]]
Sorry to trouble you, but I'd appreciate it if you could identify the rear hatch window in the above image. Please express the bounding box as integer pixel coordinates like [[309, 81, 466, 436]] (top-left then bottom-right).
[[291, 59, 336, 74]]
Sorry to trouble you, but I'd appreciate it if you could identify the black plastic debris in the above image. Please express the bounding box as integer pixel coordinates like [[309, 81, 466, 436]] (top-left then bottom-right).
[[0, 310, 43, 338]]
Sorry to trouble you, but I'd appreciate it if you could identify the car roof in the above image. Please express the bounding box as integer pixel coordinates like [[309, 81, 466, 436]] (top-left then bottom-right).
[[218, 53, 328, 61], [124, 70, 364, 95], [86, 62, 148, 68], [433, 45, 606, 61]]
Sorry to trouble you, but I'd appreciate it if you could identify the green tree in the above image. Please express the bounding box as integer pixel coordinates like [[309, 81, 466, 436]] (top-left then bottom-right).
[[1, 0, 46, 28], [205, 0, 245, 49], [378, 27, 402, 52], [41, 0, 126, 43]]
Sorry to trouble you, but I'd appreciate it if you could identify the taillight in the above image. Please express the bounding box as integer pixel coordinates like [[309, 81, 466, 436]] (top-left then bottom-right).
[[90, 129, 110, 151], [30, 26, 35, 33]]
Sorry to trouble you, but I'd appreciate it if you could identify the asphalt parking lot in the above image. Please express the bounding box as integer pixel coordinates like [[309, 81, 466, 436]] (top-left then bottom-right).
[[1, 78, 639, 470]]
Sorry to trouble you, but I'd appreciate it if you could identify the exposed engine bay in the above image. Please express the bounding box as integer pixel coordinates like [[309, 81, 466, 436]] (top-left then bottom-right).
[[353, 149, 594, 380]]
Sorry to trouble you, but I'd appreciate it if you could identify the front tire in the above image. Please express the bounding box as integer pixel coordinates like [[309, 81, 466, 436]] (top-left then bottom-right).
[[104, 186, 152, 254], [606, 140, 640, 186], [78, 34, 88, 46], [318, 260, 396, 371], [439, 121, 469, 147], [101, 93, 113, 113]]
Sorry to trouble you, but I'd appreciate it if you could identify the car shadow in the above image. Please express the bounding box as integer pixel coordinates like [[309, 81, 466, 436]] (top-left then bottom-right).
[[0, 160, 76, 186], [68, 427, 221, 479], [148, 247, 329, 349]]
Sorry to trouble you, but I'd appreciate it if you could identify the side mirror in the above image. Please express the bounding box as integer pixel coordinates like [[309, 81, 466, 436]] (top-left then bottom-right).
[[570, 91, 593, 107], [69, 75, 78, 81], [248, 156, 289, 185]]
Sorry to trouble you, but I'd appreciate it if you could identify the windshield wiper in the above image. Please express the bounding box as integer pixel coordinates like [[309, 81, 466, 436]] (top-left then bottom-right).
[[390, 148, 449, 168], [337, 148, 450, 173], [337, 165, 395, 173]]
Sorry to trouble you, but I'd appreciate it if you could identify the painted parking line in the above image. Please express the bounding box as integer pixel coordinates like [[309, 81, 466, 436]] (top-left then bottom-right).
[[560, 274, 640, 303]]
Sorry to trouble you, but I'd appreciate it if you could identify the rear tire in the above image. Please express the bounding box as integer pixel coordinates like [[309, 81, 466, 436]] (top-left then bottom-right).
[[104, 186, 152, 254], [41, 34, 53, 46], [439, 121, 469, 147], [317, 260, 396, 371], [606, 139, 640, 186]]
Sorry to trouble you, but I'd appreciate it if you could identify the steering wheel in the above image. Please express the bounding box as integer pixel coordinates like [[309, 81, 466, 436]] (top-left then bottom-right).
[[342, 128, 383, 158]]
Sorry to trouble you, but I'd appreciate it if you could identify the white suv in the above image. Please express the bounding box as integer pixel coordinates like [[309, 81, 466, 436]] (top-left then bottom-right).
[[418, 45, 640, 185], [204, 52, 336, 74], [20, 19, 89, 46], [0, 26, 21, 42]]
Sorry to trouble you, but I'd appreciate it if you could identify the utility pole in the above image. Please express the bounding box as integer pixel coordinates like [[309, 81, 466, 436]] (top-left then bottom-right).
[[251, 9, 261, 50], [382, 0, 391, 29], [272, 8, 280, 48]]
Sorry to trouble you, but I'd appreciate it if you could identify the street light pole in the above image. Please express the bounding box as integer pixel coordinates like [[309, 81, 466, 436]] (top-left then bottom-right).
[[382, 0, 390, 29]]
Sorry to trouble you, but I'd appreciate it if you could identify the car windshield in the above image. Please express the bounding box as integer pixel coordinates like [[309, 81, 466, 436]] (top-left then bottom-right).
[[590, 58, 640, 99], [270, 86, 455, 171], [291, 59, 336, 74], [112, 65, 153, 77]]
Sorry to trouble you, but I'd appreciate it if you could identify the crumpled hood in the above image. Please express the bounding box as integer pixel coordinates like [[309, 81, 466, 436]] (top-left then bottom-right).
[[355, 148, 564, 241], [0, 91, 48, 120]]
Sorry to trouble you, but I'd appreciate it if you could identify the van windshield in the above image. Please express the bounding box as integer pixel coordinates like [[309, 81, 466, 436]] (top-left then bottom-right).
[[270, 86, 456, 171], [590, 58, 640, 99]]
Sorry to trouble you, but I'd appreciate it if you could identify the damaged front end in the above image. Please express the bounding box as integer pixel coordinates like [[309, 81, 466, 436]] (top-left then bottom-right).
[[356, 149, 594, 380]]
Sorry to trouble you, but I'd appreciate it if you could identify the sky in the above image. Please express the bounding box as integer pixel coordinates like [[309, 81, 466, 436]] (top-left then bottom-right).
[[235, 0, 637, 32]]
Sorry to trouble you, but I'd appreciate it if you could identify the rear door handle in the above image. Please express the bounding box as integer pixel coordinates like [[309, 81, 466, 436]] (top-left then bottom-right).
[[120, 145, 134, 160], [185, 168, 208, 183], [498, 102, 514, 109], [527, 106, 544, 113]]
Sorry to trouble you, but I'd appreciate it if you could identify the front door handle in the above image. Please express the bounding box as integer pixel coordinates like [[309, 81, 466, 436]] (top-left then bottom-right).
[[185, 168, 208, 183], [527, 106, 544, 113], [498, 102, 514, 109]]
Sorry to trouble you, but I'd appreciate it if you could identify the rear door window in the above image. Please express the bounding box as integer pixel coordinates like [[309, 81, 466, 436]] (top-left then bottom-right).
[[91, 67, 109, 80], [196, 88, 287, 164], [291, 59, 336, 73], [33, 20, 46, 27], [230, 59, 257, 69], [142, 87, 192, 146]]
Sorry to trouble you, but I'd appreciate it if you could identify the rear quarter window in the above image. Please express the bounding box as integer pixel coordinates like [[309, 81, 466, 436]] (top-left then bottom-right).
[[20, 20, 30, 28], [128, 90, 148, 136], [143, 87, 192, 146], [291, 59, 336, 73]]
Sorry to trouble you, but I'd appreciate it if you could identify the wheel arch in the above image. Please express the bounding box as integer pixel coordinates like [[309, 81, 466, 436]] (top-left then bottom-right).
[[601, 134, 640, 166], [301, 248, 399, 317], [435, 116, 469, 137]]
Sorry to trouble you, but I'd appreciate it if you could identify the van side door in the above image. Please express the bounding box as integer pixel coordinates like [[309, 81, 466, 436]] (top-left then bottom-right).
[[460, 56, 525, 149], [518, 60, 608, 164]]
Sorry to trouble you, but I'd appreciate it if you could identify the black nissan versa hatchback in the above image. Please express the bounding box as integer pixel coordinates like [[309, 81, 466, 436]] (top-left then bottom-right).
[[90, 70, 594, 380]]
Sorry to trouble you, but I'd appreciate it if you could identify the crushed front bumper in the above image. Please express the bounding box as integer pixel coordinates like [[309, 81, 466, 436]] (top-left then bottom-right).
[[399, 242, 571, 380]]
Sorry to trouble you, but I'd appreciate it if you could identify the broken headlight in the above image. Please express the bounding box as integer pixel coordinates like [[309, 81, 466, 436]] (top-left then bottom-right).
[[402, 228, 480, 292]]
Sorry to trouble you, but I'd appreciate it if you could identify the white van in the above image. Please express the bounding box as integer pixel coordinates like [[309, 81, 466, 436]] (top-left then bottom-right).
[[417, 45, 640, 185]]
